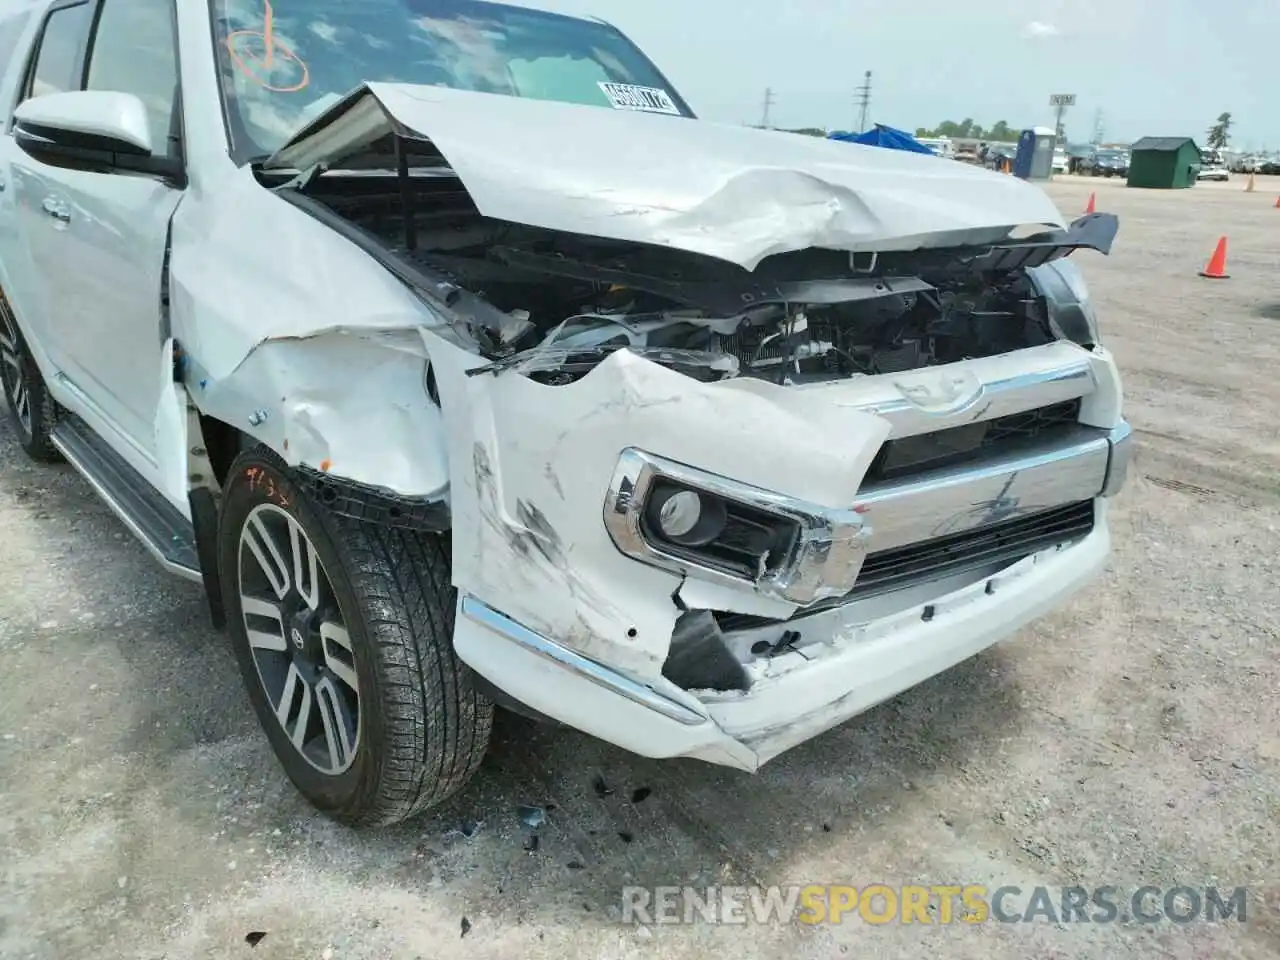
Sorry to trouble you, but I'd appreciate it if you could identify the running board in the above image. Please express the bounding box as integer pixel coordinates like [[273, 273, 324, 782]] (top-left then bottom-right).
[[50, 415, 202, 582]]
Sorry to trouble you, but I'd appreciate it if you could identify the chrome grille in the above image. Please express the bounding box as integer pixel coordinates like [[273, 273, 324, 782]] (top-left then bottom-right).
[[713, 500, 1095, 633], [851, 499, 1095, 597], [865, 399, 1083, 483]]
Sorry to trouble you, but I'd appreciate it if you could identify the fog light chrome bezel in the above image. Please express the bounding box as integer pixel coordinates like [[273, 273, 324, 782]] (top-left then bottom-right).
[[602, 448, 871, 606]]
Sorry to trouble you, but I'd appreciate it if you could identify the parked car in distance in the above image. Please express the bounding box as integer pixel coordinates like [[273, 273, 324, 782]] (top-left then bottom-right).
[[1081, 149, 1129, 178], [917, 137, 956, 159], [1196, 165, 1230, 182], [985, 143, 1018, 170], [0, 0, 1134, 827]]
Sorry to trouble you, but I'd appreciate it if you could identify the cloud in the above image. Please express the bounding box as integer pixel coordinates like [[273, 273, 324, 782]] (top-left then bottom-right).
[[1022, 20, 1060, 38]]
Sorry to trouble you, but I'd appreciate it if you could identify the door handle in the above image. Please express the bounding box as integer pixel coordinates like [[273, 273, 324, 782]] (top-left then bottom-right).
[[41, 197, 70, 222]]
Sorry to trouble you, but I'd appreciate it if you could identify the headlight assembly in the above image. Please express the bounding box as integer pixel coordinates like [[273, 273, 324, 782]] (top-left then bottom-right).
[[1027, 258, 1101, 349]]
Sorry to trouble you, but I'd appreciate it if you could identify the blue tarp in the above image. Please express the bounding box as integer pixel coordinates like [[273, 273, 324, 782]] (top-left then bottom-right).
[[828, 124, 936, 155]]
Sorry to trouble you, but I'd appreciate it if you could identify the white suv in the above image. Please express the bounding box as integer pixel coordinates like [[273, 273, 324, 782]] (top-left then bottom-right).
[[0, 0, 1132, 826]]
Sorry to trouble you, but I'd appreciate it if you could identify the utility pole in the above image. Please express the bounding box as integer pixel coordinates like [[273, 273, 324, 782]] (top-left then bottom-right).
[[1048, 94, 1075, 142], [760, 87, 775, 129], [854, 71, 872, 132], [1092, 109, 1105, 145]]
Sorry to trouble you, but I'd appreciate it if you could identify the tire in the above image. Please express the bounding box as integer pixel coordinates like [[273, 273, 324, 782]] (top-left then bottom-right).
[[218, 446, 493, 826], [0, 292, 61, 463]]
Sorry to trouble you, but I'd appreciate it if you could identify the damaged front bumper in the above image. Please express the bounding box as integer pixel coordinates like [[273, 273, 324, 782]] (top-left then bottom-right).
[[433, 330, 1132, 771], [457, 508, 1112, 770]]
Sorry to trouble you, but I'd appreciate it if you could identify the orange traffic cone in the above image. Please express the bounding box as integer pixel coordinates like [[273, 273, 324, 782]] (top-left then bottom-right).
[[1199, 237, 1230, 279], [1084, 192, 1096, 214], [1274, 195, 1280, 209]]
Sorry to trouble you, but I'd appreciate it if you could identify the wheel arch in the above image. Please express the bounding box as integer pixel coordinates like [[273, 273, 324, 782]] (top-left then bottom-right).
[[189, 390, 453, 633]]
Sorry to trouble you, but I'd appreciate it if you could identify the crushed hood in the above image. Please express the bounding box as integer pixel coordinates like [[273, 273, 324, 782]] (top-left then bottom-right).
[[265, 83, 1066, 271]]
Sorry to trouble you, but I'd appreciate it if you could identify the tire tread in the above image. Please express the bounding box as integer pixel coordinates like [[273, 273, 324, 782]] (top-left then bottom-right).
[[329, 515, 493, 826], [221, 447, 491, 828]]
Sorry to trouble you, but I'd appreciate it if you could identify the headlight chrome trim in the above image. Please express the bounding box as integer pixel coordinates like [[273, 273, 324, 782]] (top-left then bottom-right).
[[603, 448, 871, 606]]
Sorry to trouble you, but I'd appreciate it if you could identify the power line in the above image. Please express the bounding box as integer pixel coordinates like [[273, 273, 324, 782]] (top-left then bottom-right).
[[854, 71, 872, 133], [760, 87, 775, 129]]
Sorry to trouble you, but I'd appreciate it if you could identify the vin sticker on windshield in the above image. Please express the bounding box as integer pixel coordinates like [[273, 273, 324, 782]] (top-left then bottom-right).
[[598, 82, 680, 115]]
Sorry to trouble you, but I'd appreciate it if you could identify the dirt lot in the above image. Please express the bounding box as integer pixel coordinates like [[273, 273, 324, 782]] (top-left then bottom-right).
[[2, 173, 1279, 960]]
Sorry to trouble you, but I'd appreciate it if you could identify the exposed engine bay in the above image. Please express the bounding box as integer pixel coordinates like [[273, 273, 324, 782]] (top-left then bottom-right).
[[288, 167, 1118, 385]]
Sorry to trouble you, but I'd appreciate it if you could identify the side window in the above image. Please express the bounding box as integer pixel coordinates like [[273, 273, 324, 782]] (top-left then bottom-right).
[[23, 2, 94, 101], [0, 12, 33, 129], [84, 0, 180, 159]]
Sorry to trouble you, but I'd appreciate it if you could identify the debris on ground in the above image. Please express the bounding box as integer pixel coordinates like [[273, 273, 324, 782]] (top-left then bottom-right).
[[517, 804, 547, 829], [445, 819, 484, 841]]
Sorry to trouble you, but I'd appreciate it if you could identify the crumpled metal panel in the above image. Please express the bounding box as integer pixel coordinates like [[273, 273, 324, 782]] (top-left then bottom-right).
[[266, 82, 1067, 270], [424, 329, 890, 677]]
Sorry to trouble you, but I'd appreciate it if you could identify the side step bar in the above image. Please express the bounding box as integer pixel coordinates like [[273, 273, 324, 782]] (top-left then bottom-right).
[[50, 415, 202, 582]]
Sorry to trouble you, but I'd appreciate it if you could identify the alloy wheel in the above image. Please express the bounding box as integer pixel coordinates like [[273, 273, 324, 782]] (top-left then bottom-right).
[[0, 301, 31, 436], [238, 504, 360, 775]]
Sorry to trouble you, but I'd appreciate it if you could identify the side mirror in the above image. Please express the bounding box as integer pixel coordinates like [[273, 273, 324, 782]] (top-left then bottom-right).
[[12, 90, 181, 181]]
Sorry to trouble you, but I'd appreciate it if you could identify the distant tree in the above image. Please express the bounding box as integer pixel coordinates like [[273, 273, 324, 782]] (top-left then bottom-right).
[[917, 118, 1018, 141], [1206, 112, 1232, 150], [987, 120, 1013, 141]]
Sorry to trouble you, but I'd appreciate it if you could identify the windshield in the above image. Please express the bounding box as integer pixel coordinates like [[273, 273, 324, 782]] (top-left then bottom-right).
[[209, 0, 693, 162]]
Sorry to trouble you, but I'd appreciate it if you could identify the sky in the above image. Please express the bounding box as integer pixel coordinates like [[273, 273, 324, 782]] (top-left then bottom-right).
[[513, 0, 1280, 149]]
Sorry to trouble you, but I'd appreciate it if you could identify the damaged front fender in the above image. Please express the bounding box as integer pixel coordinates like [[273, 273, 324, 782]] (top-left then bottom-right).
[[168, 165, 455, 499], [189, 328, 450, 499]]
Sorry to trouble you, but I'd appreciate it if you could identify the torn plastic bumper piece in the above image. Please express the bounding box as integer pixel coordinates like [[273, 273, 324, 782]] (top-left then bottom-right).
[[459, 595, 707, 726], [295, 464, 450, 532]]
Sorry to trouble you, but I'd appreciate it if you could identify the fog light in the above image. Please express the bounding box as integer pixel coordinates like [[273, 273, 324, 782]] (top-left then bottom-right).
[[658, 490, 702, 538], [647, 485, 727, 547]]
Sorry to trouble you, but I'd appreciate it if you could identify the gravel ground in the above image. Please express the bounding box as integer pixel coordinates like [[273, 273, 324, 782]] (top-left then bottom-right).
[[2, 173, 1279, 960]]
